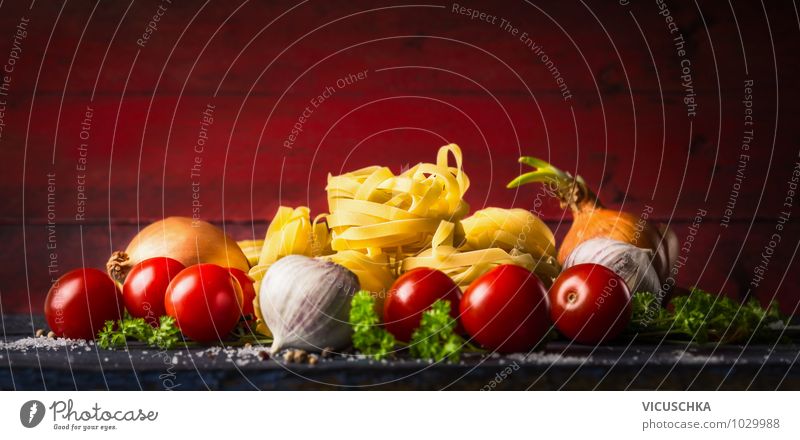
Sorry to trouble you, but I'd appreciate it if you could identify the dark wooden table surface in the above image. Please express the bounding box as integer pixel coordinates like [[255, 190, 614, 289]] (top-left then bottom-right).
[[2, 314, 798, 390]]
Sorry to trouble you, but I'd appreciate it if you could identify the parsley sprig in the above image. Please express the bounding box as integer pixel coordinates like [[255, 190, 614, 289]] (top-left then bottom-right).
[[349, 291, 465, 361], [408, 299, 464, 362], [630, 288, 786, 344], [350, 290, 397, 360], [97, 316, 182, 350]]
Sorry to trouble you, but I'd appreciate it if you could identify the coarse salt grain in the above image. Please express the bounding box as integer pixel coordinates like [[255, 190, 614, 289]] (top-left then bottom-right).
[[0, 337, 88, 352]]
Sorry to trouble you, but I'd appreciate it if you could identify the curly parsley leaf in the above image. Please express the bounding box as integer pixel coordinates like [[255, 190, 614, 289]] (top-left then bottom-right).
[[97, 320, 126, 349], [97, 316, 182, 350], [147, 316, 182, 349], [629, 288, 786, 344], [350, 290, 396, 360], [671, 288, 784, 344], [630, 291, 671, 332], [409, 299, 464, 362]]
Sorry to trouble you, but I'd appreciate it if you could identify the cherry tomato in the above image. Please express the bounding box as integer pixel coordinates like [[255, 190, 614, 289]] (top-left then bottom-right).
[[549, 263, 632, 344], [123, 257, 185, 325], [228, 268, 256, 316], [164, 264, 243, 342], [384, 268, 461, 342], [44, 268, 123, 339], [460, 265, 550, 353]]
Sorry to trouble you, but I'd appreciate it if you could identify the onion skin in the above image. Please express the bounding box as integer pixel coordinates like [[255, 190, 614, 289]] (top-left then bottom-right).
[[107, 217, 250, 283]]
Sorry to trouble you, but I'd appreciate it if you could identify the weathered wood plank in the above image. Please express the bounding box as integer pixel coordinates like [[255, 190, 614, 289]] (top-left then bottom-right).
[[1, 332, 796, 390]]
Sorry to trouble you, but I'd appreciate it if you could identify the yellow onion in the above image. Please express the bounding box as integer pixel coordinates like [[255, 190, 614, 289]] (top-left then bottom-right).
[[106, 217, 250, 283], [508, 157, 678, 282]]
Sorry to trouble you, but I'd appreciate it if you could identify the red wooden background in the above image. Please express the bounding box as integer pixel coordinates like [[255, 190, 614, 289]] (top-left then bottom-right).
[[0, 1, 798, 315]]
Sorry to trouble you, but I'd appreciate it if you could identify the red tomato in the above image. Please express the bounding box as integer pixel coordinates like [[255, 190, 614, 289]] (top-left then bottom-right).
[[384, 268, 461, 341], [164, 264, 243, 342], [228, 268, 256, 316], [123, 257, 185, 325], [460, 265, 550, 353], [549, 263, 632, 344], [44, 268, 123, 339]]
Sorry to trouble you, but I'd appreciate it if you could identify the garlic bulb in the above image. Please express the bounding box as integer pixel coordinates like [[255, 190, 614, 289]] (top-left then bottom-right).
[[563, 238, 661, 295], [260, 255, 359, 353]]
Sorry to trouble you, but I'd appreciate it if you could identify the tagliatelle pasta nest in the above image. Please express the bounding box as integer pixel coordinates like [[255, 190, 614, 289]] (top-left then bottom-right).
[[246, 144, 560, 331], [325, 144, 470, 254], [402, 209, 560, 287]]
